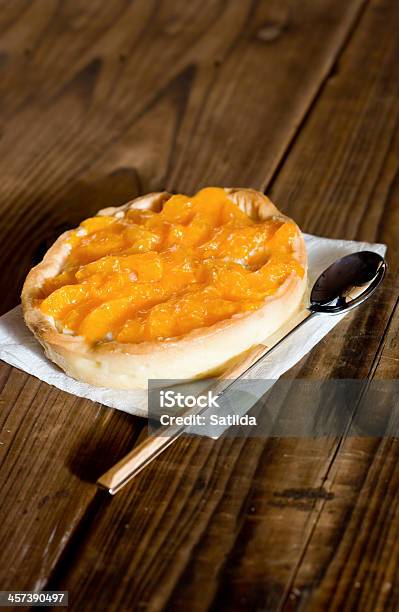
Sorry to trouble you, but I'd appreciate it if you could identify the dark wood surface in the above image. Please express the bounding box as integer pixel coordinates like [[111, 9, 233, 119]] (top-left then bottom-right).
[[0, 1, 398, 610]]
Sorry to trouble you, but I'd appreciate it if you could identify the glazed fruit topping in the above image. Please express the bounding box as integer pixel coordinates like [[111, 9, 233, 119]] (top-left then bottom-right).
[[39, 188, 304, 344]]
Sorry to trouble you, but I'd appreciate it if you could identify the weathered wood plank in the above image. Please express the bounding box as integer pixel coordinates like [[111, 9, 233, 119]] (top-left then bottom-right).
[[278, 156, 399, 611], [277, 299, 399, 611], [270, 1, 399, 605], [0, 364, 145, 591]]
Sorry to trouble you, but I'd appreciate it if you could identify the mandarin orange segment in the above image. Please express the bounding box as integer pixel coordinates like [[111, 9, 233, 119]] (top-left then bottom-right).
[[125, 253, 163, 281], [42, 269, 78, 297], [39, 189, 304, 344], [80, 216, 117, 233], [191, 187, 232, 225], [220, 199, 253, 225], [209, 264, 259, 301], [69, 233, 126, 266], [116, 318, 145, 344], [79, 297, 134, 343], [75, 256, 123, 281], [62, 299, 100, 332], [160, 194, 192, 224], [267, 221, 299, 252], [145, 304, 180, 340], [122, 225, 162, 252], [91, 271, 134, 299], [168, 217, 211, 247], [125, 209, 156, 223], [40, 284, 92, 319], [76, 253, 163, 283]]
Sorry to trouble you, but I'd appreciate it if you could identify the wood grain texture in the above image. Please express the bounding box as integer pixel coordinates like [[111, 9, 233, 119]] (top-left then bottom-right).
[[0, 364, 145, 591], [1, 0, 399, 610]]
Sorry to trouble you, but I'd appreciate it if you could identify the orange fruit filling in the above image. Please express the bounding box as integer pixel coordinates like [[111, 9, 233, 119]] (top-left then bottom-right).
[[39, 188, 304, 344]]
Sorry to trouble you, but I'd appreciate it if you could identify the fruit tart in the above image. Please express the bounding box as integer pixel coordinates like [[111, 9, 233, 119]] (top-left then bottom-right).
[[22, 187, 307, 388]]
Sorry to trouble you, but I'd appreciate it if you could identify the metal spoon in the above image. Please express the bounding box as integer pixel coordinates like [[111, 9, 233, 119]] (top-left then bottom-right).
[[309, 250, 387, 313], [97, 250, 387, 494]]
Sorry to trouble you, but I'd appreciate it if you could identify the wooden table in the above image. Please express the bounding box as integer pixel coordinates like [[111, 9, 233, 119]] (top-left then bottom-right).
[[1, 1, 398, 610]]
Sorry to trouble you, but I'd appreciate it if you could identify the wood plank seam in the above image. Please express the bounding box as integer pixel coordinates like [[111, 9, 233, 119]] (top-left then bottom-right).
[[263, 0, 371, 194], [277, 295, 399, 608], [43, 435, 238, 595]]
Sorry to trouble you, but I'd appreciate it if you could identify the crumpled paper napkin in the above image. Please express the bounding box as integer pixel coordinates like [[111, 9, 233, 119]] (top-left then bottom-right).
[[0, 234, 386, 419]]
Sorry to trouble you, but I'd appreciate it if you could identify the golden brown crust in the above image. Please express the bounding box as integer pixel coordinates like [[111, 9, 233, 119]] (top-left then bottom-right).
[[22, 188, 307, 389]]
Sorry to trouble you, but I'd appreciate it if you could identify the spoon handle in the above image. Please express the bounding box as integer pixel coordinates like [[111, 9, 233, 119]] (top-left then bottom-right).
[[97, 310, 316, 494]]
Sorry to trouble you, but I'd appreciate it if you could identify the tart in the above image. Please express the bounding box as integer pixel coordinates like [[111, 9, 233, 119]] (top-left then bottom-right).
[[22, 187, 307, 389]]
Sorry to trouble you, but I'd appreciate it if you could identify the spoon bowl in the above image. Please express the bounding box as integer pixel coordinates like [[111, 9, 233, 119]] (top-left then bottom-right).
[[309, 251, 386, 314]]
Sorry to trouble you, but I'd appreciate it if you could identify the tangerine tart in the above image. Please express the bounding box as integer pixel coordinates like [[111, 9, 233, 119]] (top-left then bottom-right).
[[22, 188, 307, 389]]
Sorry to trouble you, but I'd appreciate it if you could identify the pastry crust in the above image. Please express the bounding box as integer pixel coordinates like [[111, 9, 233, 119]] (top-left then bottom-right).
[[22, 188, 307, 389]]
